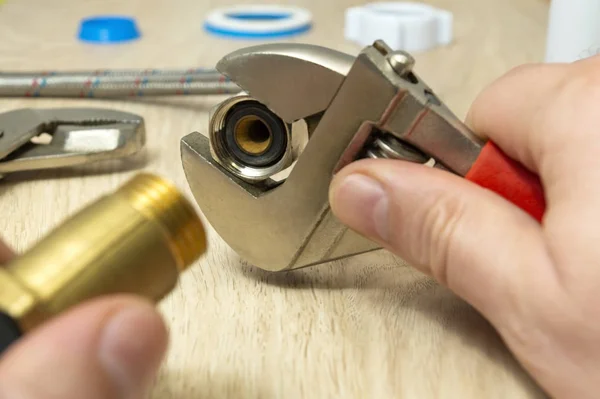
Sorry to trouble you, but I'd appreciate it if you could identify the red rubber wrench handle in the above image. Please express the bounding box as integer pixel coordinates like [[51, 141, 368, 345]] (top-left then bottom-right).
[[464, 141, 546, 222]]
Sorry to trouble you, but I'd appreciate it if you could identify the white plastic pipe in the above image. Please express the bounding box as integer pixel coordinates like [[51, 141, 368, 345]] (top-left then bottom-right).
[[545, 0, 600, 63]]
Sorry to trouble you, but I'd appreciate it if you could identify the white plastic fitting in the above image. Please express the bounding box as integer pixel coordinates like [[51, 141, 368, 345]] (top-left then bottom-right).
[[344, 2, 453, 52], [545, 0, 600, 63]]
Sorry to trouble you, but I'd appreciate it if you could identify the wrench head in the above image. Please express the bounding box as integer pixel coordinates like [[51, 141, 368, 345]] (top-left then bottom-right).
[[181, 43, 382, 271]]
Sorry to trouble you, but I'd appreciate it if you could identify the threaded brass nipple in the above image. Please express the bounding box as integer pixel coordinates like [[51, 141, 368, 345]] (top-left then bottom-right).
[[117, 173, 207, 271], [0, 173, 207, 333]]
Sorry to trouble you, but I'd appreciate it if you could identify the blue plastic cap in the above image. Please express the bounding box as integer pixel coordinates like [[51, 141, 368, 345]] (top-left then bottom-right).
[[78, 16, 141, 43]]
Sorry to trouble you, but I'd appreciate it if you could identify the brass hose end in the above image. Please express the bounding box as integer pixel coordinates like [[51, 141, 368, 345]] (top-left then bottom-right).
[[0, 173, 207, 333], [117, 173, 207, 271]]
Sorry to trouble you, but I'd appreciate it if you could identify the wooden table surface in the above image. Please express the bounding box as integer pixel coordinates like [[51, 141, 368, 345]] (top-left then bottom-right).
[[0, 0, 551, 397]]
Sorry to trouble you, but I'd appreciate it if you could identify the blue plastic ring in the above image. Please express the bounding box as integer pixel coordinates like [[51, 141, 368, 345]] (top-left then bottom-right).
[[78, 16, 141, 44]]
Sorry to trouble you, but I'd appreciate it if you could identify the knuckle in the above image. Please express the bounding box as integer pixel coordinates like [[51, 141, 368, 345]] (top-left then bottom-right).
[[542, 66, 600, 144], [558, 69, 596, 96], [467, 63, 551, 132], [414, 192, 468, 287], [502, 63, 543, 80], [555, 59, 600, 102]]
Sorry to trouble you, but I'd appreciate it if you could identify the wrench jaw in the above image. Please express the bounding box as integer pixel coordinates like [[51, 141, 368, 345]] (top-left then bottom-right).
[[215, 43, 355, 123], [181, 131, 380, 272], [181, 132, 312, 272]]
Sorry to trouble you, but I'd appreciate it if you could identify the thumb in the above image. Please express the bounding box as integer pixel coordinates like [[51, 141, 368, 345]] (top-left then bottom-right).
[[0, 295, 168, 399], [329, 159, 552, 323]]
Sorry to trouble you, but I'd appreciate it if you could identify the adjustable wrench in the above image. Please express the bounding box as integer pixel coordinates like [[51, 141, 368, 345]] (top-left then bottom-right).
[[181, 40, 544, 272]]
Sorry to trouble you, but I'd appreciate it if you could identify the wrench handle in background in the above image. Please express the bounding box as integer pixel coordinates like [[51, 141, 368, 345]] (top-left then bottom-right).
[[465, 141, 546, 222]]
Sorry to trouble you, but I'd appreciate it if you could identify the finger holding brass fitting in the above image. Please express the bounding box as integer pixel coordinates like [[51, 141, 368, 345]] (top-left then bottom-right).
[[0, 173, 206, 353]]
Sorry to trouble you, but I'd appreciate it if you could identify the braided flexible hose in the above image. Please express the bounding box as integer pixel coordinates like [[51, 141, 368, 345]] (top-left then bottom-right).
[[0, 68, 241, 98]]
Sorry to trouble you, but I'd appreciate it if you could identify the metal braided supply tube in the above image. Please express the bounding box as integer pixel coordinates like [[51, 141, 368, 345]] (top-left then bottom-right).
[[0, 68, 241, 98]]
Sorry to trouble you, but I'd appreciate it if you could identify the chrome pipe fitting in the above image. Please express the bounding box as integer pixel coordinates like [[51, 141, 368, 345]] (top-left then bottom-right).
[[208, 94, 294, 183]]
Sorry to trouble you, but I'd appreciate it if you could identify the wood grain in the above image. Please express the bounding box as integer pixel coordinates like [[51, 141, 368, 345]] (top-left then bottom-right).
[[0, 0, 551, 397]]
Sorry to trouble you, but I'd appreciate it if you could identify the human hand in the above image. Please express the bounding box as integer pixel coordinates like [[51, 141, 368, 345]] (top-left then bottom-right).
[[0, 239, 168, 399], [329, 57, 600, 398]]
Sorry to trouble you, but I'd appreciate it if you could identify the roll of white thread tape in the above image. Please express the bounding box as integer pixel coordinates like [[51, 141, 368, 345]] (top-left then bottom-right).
[[204, 5, 312, 39]]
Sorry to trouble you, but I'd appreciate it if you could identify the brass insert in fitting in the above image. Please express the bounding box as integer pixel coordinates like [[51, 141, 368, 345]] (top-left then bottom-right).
[[234, 115, 274, 156], [0, 173, 206, 333]]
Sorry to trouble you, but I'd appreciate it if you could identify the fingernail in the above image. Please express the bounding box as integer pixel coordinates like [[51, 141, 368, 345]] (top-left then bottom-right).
[[99, 303, 168, 397], [331, 174, 390, 241]]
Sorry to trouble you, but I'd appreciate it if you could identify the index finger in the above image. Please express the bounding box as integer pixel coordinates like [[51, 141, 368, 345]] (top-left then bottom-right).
[[465, 62, 569, 175], [465, 57, 600, 192]]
